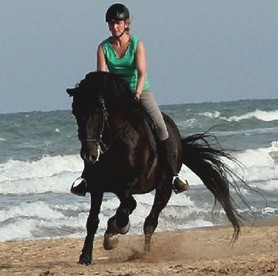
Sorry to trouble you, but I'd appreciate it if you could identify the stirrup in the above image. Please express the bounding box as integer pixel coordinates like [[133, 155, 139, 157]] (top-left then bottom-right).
[[70, 177, 87, 196], [173, 177, 189, 194]]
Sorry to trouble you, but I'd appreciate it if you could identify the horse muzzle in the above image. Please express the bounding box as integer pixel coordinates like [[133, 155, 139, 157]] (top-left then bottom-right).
[[81, 142, 102, 165]]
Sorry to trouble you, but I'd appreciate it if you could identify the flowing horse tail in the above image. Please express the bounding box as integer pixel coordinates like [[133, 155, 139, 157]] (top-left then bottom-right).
[[182, 133, 245, 242]]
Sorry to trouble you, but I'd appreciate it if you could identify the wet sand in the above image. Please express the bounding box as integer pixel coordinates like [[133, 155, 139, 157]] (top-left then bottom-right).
[[0, 221, 277, 275]]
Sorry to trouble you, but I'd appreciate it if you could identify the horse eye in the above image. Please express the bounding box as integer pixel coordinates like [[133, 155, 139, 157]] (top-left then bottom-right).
[[76, 115, 86, 122]]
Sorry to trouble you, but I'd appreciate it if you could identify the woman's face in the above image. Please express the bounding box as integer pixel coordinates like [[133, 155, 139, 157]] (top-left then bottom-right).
[[108, 20, 127, 37]]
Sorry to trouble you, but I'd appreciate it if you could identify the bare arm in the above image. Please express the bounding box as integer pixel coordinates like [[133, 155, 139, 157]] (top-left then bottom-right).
[[135, 40, 148, 98], [97, 44, 107, 71]]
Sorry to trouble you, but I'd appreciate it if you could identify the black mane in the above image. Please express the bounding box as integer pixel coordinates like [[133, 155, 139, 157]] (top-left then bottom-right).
[[67, 71, 140, 115], [67, 72, 133, 99]]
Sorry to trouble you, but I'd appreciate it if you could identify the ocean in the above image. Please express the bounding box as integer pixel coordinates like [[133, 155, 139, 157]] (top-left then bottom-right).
[[0, 99, 277, 242]]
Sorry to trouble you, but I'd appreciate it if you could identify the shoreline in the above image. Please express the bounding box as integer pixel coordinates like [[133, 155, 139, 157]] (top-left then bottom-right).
[[0, 221, 277, 275], [2, 216, 278, 244]]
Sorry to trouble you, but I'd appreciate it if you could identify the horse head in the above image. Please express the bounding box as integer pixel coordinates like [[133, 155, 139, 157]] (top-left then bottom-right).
[[67, 71, 138, 165]]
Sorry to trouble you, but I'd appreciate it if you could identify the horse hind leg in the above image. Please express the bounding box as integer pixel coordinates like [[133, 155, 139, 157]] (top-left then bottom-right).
[[144, 182, 172, 252], [103, 195, 137, 250]]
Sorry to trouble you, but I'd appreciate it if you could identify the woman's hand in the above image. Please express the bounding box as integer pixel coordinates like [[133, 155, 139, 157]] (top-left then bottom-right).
[[135, 91, 141, 100]]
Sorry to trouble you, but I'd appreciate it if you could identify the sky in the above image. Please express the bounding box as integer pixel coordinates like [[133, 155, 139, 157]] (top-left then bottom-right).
[[1, 0, 278, 114]]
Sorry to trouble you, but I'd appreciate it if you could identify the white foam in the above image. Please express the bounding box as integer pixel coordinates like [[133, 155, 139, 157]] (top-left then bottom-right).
[[224, 109, 278, 122], [176, 142, 278, 193], [156, 219, 214, 232], [199, 108, 278, 122], [199, 111, 221, 119], [0, 201, 64, 223], [269, 141, 278, 164], [0, 172, 81, 195], [262, 206, 277, 215], [0, 154, 82, 182], [180, 145, 278, 192], [233, 146, 278, 190], [177, 118, 198, 129], [253, 179, 278, 192], [0, 218, 38, 242], [0, 147, 276, 198]]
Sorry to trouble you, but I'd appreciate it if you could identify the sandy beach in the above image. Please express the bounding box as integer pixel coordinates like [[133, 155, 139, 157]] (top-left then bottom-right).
[[0, 221, 277, 276]]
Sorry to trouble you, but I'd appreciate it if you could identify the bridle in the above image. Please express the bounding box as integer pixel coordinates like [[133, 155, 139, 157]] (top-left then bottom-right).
[[85, 95, 110, 161]]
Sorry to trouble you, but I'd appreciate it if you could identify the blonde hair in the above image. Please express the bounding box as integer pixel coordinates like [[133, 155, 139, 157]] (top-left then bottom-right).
[[125, 18, 132, 34]]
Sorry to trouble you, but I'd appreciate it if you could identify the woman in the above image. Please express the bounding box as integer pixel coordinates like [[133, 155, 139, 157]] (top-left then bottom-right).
[[71, 3, 188, 195]]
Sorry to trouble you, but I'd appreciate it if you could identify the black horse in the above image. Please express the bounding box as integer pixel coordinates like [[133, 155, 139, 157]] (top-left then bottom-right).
[[67, 71, 245, 265]]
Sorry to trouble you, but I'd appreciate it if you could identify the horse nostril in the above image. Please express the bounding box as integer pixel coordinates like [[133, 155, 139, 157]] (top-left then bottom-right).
[[81, 153, 98, 165], [88, 155, 96, 163], [80, 142, 101, 164]]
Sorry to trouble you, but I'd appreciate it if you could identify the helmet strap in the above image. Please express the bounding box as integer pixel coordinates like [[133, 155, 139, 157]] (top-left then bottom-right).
[[112, 30, 126, 39]]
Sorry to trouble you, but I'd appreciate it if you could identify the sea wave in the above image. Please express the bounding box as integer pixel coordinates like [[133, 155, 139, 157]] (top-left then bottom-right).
[[199, 109, 278, 122], [233, 144, 278, 191], [0, 154, 82, 182], [226, 109, 278, 122], [0, 143, 277, 195]]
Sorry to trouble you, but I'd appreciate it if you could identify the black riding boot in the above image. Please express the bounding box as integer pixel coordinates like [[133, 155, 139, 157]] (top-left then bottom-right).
[[71, 177, 87, 196], [160, 138, 189, 194]]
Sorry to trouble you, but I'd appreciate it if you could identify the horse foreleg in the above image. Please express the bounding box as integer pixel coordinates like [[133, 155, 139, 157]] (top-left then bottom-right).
[[143, 184, 172, 252], [79, 192, 103, 265], [103, 215, 123, 250], [103, 194, 137, 250]]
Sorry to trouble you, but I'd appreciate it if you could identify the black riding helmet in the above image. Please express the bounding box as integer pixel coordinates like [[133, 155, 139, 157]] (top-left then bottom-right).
[[105, 3, 130, 22]]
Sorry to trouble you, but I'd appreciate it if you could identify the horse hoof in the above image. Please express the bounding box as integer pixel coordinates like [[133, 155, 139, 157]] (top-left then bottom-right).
[[78, 254, 92, 265], [103, 234, 118, 250], [144, 233, 152, 252], [144, 243, 151, 252]]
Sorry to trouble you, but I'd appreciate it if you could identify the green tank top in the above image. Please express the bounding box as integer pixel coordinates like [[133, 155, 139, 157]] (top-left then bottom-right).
[[101, 36, 150, 92]]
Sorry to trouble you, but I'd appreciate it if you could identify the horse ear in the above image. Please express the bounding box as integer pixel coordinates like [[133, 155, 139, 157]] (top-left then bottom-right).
[[66, 88, 75, 97]]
